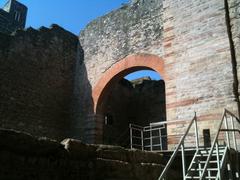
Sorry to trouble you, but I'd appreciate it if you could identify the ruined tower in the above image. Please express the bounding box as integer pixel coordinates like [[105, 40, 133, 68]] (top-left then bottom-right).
[[0, 0, 27, 34]]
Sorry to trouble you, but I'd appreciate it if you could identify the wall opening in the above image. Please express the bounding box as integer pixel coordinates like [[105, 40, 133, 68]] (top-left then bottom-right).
[[99, 69, 166, 147], [92, 54, 166, 145]]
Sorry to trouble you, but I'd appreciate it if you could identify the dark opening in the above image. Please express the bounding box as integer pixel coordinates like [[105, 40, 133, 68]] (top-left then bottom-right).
[[203, 129, 211, 147], [104, 113, 114, 125], [101, 70, 167, 148]]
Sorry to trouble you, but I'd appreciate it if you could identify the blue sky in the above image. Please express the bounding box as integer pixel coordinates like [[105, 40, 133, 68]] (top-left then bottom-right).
[[0, 0, 161, 80], [0, 0, 130, 35]]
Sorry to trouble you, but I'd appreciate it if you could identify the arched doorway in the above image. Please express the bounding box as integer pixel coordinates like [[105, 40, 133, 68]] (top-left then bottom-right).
[[92, 54, 166, 145]]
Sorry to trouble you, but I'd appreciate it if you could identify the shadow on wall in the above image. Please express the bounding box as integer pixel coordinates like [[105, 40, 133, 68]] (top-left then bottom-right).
[[0, 25, 82, 141], [72, 44, 95, 143]]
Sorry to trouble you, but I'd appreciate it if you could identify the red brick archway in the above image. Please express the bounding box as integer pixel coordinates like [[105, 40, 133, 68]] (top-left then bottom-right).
[[92, 54, 165, 113]]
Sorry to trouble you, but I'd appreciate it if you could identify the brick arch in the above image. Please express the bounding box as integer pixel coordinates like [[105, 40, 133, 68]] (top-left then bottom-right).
[[92, 54, 165, 113]]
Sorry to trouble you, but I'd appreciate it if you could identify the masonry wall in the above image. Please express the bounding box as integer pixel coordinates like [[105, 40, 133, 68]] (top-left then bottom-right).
[[0, 128, 177, 180], [101, 79, 132, 146], [0, 0, 239, 145], [0, 0, 27, 34], [227, 0, 240, 106], [102, 79, 166, 146], [162, 0, 237, 137], [79, 0, 238, 143], [78, 0, 164, 143], [0, 25, 80, 140]]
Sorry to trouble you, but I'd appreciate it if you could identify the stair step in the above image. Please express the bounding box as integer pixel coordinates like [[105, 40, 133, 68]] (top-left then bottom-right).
[[193, 160, 219, 164], [189, 168, 218, 171], [198, 149, 224, 154], [198, 150, 225, 154], [185, 175, 217, 179], [197, 146, 225, 150], [196, 153, 223, 157], [196, 152, 224, 157]]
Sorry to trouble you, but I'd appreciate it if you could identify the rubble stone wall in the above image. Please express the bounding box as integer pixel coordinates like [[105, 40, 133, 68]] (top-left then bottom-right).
[[0, 25, 80, 140], [0, 129, 176, 180]]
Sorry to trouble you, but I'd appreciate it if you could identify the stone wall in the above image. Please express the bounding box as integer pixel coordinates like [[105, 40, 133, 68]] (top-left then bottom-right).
[[101, 79, 132, 146], [129, 79, 166, 125], [78, 0, 239, 143], [0, 128, 179, 180], [0, 25, 80, 140], [78, 0, 164, 143], [79, 0, 164, 87], [0, 0, 27, 34], [227, 0, 240, 111], [162, 0, 237, 136], [0, 0, 239, 145], [102, 78, 166, 146]]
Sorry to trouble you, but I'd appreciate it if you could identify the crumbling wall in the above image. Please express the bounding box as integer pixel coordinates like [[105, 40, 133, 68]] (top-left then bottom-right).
[[227, 0, 240, 115], [162, 0, 237, 138], [129, 79, 166, 126], [102, 79, 132, 146], [0, 25, 80, 140], [101, 79, 166, 147], [0, 0, 28, 34], [80, 0, 163, 87], [0, 128, 178, 180], [79, 0, 238, 144], [78, 0, 164, 143]]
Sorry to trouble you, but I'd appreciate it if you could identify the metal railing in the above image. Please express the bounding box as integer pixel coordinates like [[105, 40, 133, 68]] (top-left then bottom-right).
[[129, 109, 240, 179], [129, 117, 200, 152], [129, 123, 166, 151], [200, 109, 240, 179], [158, 113, 198, 179]]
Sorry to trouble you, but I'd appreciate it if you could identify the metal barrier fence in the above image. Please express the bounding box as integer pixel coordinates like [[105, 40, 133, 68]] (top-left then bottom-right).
[[129, 123, 166, 151], [129, 118, 198, 151]]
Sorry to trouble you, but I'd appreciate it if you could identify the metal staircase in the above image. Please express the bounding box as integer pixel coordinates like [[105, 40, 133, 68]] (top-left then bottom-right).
[[185, 146, 228, 179], [158, 109, 240, 180]]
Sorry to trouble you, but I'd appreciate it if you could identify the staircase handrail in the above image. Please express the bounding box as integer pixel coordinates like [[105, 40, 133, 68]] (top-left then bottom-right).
[[200, 109, 240, 180], [158, 113, 198, 179]]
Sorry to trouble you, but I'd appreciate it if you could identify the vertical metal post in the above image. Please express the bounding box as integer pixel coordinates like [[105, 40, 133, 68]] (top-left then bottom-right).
[[181, 144, 186, 178], [150, 125, 153, 151], [207, 168, 211, 178], [194, 114, 199, 150], [194, 112, 200, 180], [159, 128, 163, 150], [224, 115, 230, 148], [198, 155, 202, 177], [141, 129, 144, 151], [216, 142, 221, 180], [130, 124, 133, 149], [230, 116, 237, 150]]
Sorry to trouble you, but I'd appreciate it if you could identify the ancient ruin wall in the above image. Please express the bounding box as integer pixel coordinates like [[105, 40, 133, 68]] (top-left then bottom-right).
[[102, 79, 166, 146], [78, 0, 164, 143], [162, 0, 237, 136], [0, 25, 80, 140], [79, 0, 238, 143], [0, 128, 171, 180], [79, 0, 164, 87], [227, 0, 240, 112]]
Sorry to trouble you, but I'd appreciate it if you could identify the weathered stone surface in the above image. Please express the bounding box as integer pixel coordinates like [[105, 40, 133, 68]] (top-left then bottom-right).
[[76, 0, 164, 143], [0, 0, 239, 149], [95, 144, 166, 164], [0, 0, 27, 34], [0, 128, 64, 156], [61, 138, 97, 160], [77, 0, 240, 144], [0, 129, 170, 180], [0, 25, 80, 140], [101, 78, 166, 146], [227, 0, 240, 103]]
